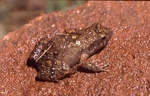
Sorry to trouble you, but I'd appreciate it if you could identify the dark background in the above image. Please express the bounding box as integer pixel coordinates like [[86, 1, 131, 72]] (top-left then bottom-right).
[[0, 0, 87, 39]]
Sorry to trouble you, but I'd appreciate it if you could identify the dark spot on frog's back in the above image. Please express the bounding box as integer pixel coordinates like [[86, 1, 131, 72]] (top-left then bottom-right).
[[28, 23, 112, 82]]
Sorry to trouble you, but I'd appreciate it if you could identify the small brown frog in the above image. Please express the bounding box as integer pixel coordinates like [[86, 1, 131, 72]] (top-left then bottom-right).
[[29, 23, 112, 82]]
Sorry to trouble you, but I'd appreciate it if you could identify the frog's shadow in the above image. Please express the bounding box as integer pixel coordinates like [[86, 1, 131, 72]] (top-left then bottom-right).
[[77, 67, 98, 73], [27, 59, 39, 72]]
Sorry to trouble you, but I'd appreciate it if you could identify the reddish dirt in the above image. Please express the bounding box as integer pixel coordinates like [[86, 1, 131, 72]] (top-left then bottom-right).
[[0, 1, 149, 96]]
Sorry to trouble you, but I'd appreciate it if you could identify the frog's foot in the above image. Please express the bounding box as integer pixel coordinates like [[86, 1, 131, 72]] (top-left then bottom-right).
[[79, 62, 109, 72]]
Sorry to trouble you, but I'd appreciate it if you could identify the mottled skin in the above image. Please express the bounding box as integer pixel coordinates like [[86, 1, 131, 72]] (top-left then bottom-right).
[[29, 23, 112, 82]]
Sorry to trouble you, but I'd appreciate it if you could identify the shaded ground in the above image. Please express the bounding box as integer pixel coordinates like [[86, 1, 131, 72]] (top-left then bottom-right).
[[0, 1, 150, 96]]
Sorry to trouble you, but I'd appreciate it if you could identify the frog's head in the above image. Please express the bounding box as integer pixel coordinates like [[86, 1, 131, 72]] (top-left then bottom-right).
[[86, 23, 113, 55], [92, 23, 112, 42]]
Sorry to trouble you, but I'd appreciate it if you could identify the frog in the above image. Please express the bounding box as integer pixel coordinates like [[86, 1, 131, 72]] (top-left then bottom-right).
[[29, 23, 112, 82]]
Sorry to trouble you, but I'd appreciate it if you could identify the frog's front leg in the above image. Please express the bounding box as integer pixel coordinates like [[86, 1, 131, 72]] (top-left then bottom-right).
[[79, 53, 109, 72]]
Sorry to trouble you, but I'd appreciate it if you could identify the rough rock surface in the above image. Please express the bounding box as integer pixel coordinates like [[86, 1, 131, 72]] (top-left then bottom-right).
[[0, 1, 149, 95]]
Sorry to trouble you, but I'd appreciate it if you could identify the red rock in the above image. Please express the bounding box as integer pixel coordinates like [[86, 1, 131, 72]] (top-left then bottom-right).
[[0, 1, 149, 95]]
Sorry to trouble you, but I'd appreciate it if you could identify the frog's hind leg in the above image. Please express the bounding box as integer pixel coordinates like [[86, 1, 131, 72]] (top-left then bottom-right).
[[79, 53, 109, 72], [79, 62, 109, 72]]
